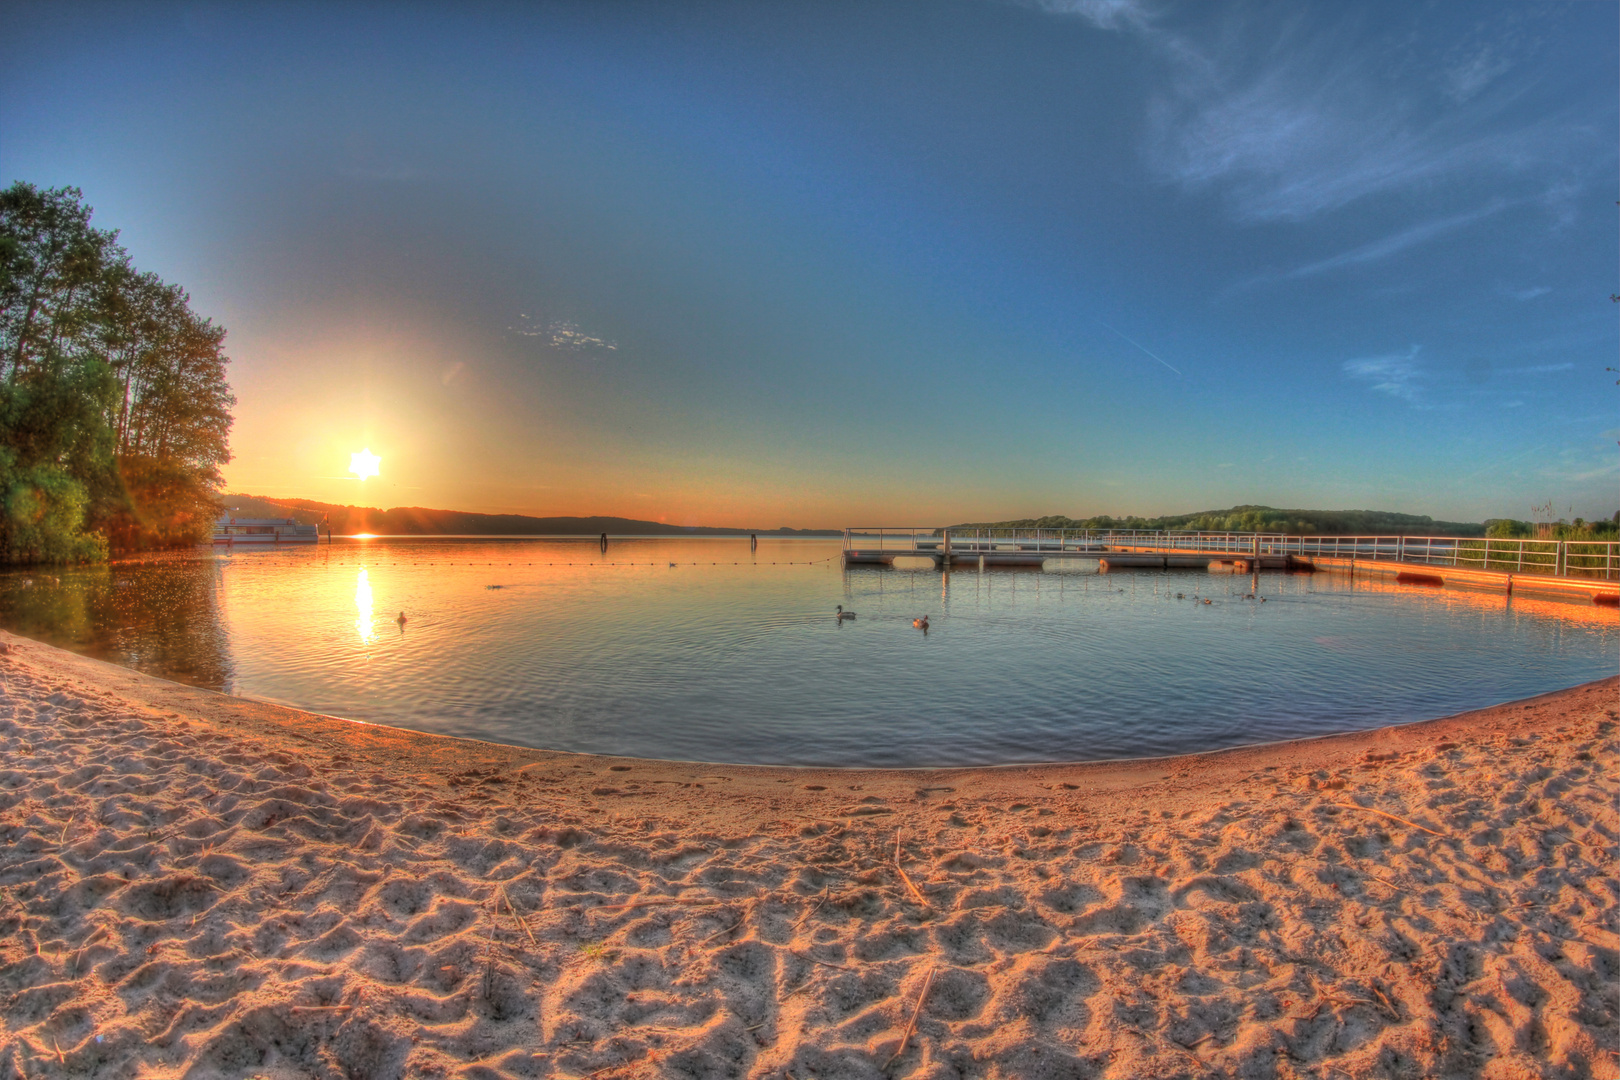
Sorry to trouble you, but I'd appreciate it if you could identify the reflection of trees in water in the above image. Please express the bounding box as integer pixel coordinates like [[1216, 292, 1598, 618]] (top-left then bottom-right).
[[0, 555, 233, 692]]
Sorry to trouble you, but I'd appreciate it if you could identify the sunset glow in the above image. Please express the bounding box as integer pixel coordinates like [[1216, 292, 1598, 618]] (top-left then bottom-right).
[[349, 449, 381, 482], [11, 2, 1615, 528]]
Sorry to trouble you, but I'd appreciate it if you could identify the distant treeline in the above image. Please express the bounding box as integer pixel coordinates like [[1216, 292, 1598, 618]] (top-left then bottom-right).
[[1, 184, 234, 562], [1484, 515, 1618, 540], [222, 494, 840, 537], [950, 505, 1493, 536]]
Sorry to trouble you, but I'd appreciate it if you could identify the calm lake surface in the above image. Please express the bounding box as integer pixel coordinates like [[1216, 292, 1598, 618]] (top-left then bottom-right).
[[0, 537, 1613, 766]]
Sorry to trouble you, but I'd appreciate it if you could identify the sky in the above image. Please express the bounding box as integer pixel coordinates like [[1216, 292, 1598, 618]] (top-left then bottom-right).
[[3, 0, 1616, 528]]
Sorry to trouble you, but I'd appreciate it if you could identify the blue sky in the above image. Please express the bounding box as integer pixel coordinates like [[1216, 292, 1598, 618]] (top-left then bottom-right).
[[3, 0, 1615, 526]]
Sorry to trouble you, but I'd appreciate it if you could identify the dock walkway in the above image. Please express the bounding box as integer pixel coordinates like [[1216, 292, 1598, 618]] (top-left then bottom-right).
[[842, 527, 1620, 606]]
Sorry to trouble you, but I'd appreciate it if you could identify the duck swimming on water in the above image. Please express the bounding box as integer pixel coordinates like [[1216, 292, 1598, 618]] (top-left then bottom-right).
[[835, 605, 857, 620], [396, 611, 408, 626], [912, 615, 929, 630]]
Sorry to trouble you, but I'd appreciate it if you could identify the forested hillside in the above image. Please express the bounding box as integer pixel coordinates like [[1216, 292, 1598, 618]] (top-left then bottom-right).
[[0, 183, 234, 562], [221, 494, 838, 537], [951, 505, 1489, 536]]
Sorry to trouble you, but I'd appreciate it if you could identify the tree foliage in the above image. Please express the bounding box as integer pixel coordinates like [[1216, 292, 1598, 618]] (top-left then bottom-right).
[[0, 183, 234, 562]]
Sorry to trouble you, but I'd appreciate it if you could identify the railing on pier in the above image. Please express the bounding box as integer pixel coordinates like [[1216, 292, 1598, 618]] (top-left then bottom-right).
[[842, 527, 1620, 581]]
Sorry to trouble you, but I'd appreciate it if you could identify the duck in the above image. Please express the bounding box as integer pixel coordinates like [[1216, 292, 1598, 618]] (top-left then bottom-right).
[[835, 605, 857, 620], [396, 611, 408, 625], [912, 615, 930, 630]]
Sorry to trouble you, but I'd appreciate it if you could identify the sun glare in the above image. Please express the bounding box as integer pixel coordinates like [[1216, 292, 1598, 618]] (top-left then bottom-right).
[[349, 448, 381, 481]]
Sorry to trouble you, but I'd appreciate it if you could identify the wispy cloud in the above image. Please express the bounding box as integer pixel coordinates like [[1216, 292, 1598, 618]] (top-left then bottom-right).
[[1017, 0, 1153, 31], [1145, 55, 1575, 224], [1344, 345, 1422, 402], [1283, 201, 1509, 279], [1441, 44, 1514, 105], [1019, 5, 1603, 224], [1501, 362, 1573, 375], [1502, 285, 1550, 301]]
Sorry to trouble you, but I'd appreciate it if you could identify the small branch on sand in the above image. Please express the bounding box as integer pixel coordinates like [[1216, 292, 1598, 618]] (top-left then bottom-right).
[[794, 885, 830, 929], [700, 918, 745, 946], [886, 965, 936, 1068], [893, 830, 931, 912], [1540, 828, 1602, 855], [503, 887, 539, 949], [1339, 803, 1448, 839], [794, 952, 854, 971], [587, 897, 722, 913]]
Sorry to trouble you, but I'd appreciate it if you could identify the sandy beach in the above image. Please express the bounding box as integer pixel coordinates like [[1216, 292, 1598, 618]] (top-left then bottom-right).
[[0, 629, 1614, 1080]]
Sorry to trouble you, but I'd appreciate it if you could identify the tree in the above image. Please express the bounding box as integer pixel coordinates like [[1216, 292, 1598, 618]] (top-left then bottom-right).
[[0, 182, 234, 561]]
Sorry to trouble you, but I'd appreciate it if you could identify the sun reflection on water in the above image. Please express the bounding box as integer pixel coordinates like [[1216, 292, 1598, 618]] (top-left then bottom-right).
[[355, 567, 374, 644]]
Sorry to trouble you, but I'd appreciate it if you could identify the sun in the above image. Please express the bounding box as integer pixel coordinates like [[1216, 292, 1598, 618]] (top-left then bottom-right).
[[349, 448, 381, 481]]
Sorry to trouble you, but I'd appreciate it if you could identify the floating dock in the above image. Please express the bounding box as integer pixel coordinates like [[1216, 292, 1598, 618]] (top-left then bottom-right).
[[843, 527, 1620, 606]]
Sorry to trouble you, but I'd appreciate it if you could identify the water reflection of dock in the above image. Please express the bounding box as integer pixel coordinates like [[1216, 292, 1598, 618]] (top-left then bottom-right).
[[843, 527, 1620, 605]]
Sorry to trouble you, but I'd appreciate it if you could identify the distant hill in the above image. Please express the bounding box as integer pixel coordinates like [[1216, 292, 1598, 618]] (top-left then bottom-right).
[[950, 505, 1487, 536], [218, 495, 840, 537]]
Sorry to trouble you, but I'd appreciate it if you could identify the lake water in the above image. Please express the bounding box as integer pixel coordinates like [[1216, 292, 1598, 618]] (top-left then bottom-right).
[[0, 537, 1613, 766]]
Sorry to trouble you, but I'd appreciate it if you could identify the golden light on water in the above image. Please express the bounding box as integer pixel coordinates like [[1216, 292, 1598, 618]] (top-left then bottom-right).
[[349, 448, 381, 481], [355, 567, 375, 644]]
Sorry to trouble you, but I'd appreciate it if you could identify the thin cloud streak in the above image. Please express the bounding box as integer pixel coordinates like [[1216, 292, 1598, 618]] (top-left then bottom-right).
[[1502, 362, 1574, 375], [1284, 201, 1510, 279], [1093, 317, 1182, 375]]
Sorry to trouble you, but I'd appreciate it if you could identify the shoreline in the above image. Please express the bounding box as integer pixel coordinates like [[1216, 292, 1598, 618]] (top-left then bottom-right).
[[1, 628, 1615, 1079]]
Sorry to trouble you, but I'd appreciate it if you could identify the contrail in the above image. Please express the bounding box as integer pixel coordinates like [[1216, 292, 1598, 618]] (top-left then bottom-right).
[[1092, 318, 1182, 376], [1454, 443, 1550, 485]]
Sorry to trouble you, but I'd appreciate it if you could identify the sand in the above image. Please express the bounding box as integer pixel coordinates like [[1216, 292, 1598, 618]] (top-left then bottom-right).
[[0, 628, 1615, 1080]]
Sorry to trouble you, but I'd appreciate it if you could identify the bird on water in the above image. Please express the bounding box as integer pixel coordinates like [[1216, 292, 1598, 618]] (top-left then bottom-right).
[[396, 611, 408, 626], [835, 605, 857, 620], [912, 615, 929, 630]]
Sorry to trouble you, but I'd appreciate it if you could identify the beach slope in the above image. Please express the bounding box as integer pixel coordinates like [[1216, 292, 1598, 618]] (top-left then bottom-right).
[[1, 630, 1615, 1080]]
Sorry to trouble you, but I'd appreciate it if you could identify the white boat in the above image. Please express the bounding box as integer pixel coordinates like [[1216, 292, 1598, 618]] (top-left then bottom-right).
[[212, 516, 320, 545]]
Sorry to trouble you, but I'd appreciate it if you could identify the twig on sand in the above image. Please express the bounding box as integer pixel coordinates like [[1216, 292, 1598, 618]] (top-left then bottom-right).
[[701, 918, 745, 946], [1339, 803, 1448, 839], [589, 897, 721, 913], [886, 965, 936, 1068], [503, 888, 539, 949], [893, 830, 931, 912], [795, 885, 830, 929], [59, 815, 75, 845], [1541, 828, 1601, 854], [1358, 870, 1406, 893], [795, 952, 855, 971]]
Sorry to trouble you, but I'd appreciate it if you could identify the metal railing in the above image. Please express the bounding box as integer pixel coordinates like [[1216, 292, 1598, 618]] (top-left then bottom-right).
[[842, 528, 1620, 581]]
